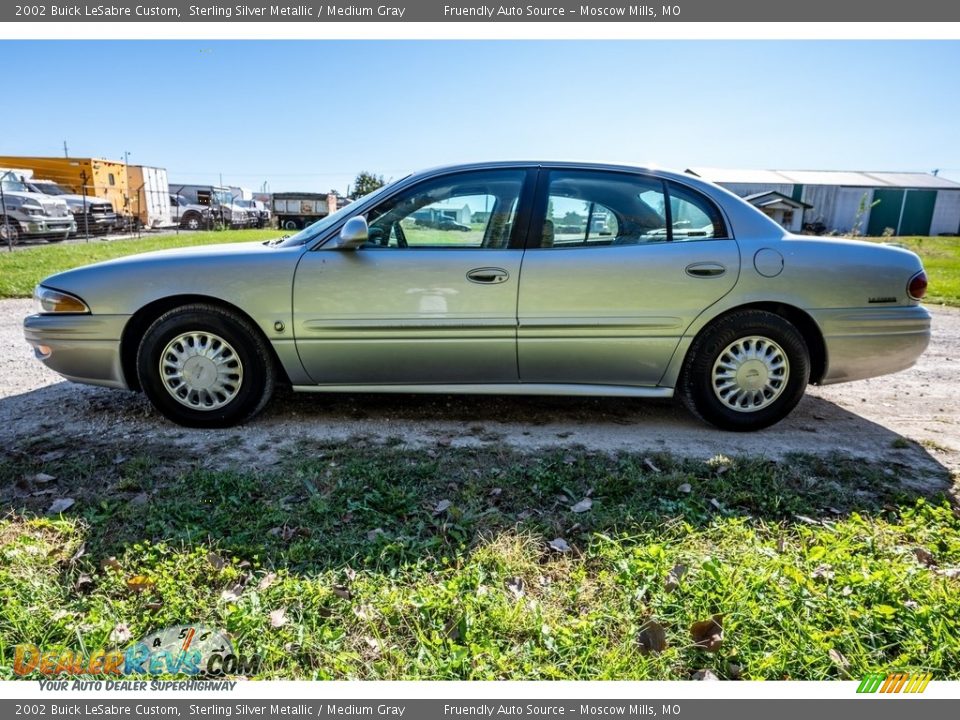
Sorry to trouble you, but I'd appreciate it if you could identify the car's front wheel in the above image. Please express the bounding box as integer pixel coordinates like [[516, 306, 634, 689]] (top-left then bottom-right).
[[137, 304, 275, 428], [678, 310, 810, 431]]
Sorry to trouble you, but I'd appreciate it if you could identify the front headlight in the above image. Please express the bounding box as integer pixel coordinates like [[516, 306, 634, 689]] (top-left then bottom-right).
[[22, 203, 46, 216], [34, 286, 90, 314]]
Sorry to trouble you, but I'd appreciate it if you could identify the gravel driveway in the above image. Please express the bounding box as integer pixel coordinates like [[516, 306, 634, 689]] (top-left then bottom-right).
[[2, 298, 957, 485]]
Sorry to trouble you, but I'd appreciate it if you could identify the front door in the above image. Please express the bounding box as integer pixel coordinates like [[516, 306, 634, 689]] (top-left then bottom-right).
[[518, 168, 740, 386], [293, 168, 532, 385]]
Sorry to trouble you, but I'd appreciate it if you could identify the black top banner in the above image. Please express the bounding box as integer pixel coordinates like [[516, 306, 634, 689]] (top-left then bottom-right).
[[4, 0, 959, 22]]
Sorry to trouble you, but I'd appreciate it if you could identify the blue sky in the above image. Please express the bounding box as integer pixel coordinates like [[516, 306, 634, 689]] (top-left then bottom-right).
[[3, 40, 959, 192]]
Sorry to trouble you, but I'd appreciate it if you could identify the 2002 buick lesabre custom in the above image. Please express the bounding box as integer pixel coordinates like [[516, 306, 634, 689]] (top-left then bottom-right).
[[24, 162, 931, 430]]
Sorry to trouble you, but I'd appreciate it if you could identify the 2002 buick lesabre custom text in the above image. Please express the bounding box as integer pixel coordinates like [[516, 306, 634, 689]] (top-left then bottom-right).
[[24, 162, 931, 431]]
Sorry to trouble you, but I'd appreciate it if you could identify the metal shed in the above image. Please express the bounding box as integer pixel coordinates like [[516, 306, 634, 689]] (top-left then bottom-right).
[[687, 168, 960, 236]]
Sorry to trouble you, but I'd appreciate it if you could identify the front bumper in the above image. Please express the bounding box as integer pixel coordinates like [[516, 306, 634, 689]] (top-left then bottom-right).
[[72, 212, 118, 231], [812, 305, 932, 384], [24, 313, 130, 389], [23, 217, 77, 236]]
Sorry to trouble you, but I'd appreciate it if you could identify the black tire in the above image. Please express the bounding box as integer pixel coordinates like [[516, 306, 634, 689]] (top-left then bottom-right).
[[282, 219, 300, 231], [0, 218, 21, 245], [136, 303, 275, 428], [181, 212, 202, 231], [678, 310, 810, 432]]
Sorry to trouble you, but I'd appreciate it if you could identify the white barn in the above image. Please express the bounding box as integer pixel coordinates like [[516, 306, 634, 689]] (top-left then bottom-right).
[[687, 168, 960, 236]]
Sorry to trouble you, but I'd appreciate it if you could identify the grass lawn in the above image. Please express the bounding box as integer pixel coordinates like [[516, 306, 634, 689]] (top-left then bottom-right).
[[1, 441, 958, 681], [0, 229, 284, 299], [875, 236, 960, 307]]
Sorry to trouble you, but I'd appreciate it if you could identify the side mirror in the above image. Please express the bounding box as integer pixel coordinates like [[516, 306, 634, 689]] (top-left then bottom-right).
[[333, 216, 368, 249]]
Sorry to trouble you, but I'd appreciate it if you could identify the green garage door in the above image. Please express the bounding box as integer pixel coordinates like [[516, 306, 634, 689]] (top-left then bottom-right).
[[867, 189, 903, 236], [899, 190, 937, 236], [867, 188, 936, 236]]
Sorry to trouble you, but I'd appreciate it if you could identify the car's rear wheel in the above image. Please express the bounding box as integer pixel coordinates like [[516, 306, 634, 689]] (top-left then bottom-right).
[[137, 304, 275, 428], [678, 310, 810, 431]]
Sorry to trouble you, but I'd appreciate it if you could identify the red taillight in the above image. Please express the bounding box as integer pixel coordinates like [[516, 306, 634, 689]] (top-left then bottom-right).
[[908, 271, 928, 300]]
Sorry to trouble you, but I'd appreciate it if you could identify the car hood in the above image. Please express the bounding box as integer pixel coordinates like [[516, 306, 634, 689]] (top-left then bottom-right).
[[41, 242, 283, 286]]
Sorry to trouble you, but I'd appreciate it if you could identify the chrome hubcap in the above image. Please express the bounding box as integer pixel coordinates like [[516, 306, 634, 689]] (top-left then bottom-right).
[[160, 331, 243, 411], [712, 335, 789, 413]]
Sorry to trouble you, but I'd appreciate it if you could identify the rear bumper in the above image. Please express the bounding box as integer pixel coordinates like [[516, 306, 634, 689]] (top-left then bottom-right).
[[812, 305, 932, 384], [23, 313, 129, 389]]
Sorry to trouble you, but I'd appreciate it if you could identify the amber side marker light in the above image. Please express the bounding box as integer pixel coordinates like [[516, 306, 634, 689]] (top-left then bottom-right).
[[34, 286, 90, 314]]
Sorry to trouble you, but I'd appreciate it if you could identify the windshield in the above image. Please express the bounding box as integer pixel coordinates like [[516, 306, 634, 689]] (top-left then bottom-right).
[[1, 174, 29, 193], [275, 181, 399, 247], [30, 182, 67, 195]]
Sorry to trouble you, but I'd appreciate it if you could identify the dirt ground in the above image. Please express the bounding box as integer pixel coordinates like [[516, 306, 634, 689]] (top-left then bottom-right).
[[2, 298, 957, 488]]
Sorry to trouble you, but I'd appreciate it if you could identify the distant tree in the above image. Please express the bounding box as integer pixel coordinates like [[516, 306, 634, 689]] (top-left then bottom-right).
[[351, 171, 385, 199]]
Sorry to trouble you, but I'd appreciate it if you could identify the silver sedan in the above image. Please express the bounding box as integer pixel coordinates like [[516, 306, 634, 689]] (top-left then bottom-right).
[[24, 162, 931, 431]]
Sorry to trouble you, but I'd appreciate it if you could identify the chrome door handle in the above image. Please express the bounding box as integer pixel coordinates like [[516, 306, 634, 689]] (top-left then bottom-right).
[[685, 262, 726, 278], [466, 267, 509, 284]]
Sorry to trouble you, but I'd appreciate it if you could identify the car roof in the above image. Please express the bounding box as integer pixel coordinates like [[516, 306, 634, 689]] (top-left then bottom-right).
[[410, 161, 695, 183]]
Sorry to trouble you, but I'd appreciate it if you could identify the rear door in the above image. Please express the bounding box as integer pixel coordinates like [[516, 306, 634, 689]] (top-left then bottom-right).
[[293, 168, 534, 385], [517, 168, 740, 386]]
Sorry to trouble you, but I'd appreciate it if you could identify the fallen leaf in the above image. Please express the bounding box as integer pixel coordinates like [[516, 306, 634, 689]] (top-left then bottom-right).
[[934, 567, 960, 579], [129, 493, 149, 507], [332, 585, 352, 600], [367, 528, 386, 542], [433, 499, 452, 515], [257, 572, 278, 591], [690, 614, 724, 653], [110, 623, 131, 644], [100, 557, 123, 573], [812, 564, 835, 582], [505, 577, 525, 599], [913, 547, 936, 567], [548, 538, 571, 553], [32, 472, 57, 484], [570, 498, 593, 513], [113, 455, 127, 465], [39, 450, 65, 463], [69, 543, 87, 564], [46, 498, 75, 515], [776, 536, 787, 554], [489, 487, 503, 498], [677, 483, 692, 494], [709, 498, 722, 510], [145, 600, 164, 612], [31, 489, 56, 496], [692, 669, 719, 681], [126, 575, 155, 593], [207, 552, 228, 571], [664, 563, 688, 593], [727, 662, 742, 680], [644, 458, 662, 474], [828, 649, 852, 678], [75, 572, 94, 593], [638, 619, 667, 654], [794, 514, 820, 526], [269, 608, 287, 628], [353, 604, 374, 620], [221, 584, 245, 602]]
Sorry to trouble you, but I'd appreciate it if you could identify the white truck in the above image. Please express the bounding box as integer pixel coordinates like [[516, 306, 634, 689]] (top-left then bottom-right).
[[26, 177, 118, 235], [0, 169, 76, 244]]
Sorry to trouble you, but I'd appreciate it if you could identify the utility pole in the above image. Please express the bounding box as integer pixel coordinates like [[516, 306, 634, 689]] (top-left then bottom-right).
[[63, 140, 69, 158]]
